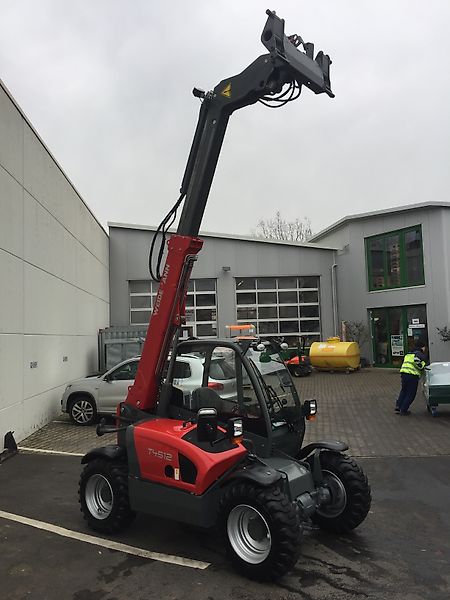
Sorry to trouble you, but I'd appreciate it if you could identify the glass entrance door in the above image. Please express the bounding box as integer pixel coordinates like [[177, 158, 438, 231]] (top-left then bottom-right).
[[371, 308, 390, 366], [405, 305, 428, 353], [387, 307, 403, 368], [370, 305, 428, 367]]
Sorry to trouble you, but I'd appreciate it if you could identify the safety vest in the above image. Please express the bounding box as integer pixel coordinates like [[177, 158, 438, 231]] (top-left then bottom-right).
[[400, 353, 425, 377]]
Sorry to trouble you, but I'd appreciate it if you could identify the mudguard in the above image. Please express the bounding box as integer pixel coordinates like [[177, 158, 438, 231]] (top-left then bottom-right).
[[222, 460, 282, 488], [81, 445, 126, 464], [296, 440, 348, 460]]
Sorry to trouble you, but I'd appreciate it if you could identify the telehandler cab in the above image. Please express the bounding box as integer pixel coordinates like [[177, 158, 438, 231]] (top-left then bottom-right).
[[79, 10, 371, 581]]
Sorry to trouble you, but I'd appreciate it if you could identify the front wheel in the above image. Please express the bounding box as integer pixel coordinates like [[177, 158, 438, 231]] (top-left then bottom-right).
[[313, 452, 371, 534], [220, 482, 301, 581], [79, 458, 135, 533]]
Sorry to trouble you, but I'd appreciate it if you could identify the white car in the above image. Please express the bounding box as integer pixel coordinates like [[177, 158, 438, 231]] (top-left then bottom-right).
[[61, 354, 237, 425]]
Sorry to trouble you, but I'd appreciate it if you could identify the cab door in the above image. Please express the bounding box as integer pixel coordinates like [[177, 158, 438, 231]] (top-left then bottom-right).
[[205, 345, 270, 456]]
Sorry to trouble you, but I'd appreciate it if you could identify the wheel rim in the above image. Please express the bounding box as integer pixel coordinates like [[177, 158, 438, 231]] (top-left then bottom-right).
[[85, 474, 113, 519], [227, 504, 271, 564], [72, 399, 94, 424], [317, 469, 347, 518]]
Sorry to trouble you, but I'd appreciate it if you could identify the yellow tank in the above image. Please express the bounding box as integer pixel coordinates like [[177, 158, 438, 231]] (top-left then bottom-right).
[[310, 337, 360, 371]]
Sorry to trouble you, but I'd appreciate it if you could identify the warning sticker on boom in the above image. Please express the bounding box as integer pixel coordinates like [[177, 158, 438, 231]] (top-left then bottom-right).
[[221, 83, 232, 98]]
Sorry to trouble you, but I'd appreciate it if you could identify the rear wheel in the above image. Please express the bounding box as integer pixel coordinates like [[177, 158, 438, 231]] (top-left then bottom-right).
[[69, 395, 97, 426], [313, 452, 371, 534], [220, 482, 301, 581], [79, 458, 135, 533]]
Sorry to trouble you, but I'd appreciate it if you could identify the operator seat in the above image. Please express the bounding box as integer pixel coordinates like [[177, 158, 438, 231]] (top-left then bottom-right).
[[191, 387, 223, 412]]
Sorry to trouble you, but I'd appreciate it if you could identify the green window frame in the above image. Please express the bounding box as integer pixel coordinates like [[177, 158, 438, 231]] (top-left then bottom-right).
[[366, 225, 425, 291]]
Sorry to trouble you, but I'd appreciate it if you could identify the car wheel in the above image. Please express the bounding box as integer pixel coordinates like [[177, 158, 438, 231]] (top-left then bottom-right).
[[219, 482, 301, 581], [69, 395, 97, 426], [79, 458, 135, 533]]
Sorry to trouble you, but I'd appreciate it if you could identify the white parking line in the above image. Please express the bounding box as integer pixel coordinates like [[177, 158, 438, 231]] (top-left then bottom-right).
[[18, 446, 84, 457], [0, 509, 210, 570]]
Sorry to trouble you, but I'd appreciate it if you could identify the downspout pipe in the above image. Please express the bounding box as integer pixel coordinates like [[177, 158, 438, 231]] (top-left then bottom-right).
[[331, 253, 339, 337]]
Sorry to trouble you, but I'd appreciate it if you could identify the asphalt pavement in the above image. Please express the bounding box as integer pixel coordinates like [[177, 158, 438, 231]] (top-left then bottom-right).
[[1, 453, 449, 600]]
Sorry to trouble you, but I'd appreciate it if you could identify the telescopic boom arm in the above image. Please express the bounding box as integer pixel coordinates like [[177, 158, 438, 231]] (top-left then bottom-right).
[[125, 10, 333, 411]]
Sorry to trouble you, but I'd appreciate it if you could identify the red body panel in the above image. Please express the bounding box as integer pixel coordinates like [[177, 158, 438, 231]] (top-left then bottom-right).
[[133, 419, 247, 495], [286, 355, 307, 366], [125, 234, 203, 411]]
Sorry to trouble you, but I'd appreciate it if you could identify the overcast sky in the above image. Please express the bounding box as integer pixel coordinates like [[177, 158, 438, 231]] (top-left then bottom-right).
[[1, 1, 449, 237]]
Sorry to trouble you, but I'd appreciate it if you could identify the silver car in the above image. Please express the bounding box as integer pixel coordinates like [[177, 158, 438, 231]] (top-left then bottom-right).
[[61, 354, 237, 425]]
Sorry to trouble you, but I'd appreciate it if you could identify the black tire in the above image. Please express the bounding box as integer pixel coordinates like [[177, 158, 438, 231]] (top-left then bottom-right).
[[219, 482, 301, 581], [79, 458, 135, 533], [290, 366, 305, 378], [312, 452, 371, 534], [68, 395, 97, 426]]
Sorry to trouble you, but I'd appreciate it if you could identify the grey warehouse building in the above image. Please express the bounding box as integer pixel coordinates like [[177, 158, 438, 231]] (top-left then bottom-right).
[[108, 223, 336, 348], [109, 203, 450, 367]]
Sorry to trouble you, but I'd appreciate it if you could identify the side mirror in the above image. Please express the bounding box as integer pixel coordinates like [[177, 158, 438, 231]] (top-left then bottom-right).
[[302, 399, 317, 420], [196, 407, 218, 443]]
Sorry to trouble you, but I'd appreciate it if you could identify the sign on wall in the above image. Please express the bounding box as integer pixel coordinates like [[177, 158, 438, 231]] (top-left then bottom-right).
[[391, 334, 404, 357]]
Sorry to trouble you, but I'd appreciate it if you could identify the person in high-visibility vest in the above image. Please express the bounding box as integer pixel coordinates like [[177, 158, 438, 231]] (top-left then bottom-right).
[[395, 340, 427, 415]]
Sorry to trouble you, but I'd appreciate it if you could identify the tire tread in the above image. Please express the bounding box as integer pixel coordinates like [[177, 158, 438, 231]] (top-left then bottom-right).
[[79, 458, 135, 533], [313, 452, 371, 533], [220, 482, 301, 581]]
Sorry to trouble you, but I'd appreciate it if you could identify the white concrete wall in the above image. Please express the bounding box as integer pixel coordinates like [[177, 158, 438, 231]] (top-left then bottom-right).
[[0, 81, 109, 450]]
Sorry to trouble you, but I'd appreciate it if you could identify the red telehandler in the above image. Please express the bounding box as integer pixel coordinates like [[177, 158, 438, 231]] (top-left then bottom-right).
[[79, 10, 371, 581]]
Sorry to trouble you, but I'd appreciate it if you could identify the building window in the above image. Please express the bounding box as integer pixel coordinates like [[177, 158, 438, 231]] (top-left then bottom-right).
[[235, 276, 321, 346], [366, 226, 424, 291], [129, 278, 217, 338]]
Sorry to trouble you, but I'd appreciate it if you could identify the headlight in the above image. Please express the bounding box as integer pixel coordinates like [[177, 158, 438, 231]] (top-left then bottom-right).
[[302, 399, 317, 420], [232, 418, 243, 437], [227, 417, 244, 442]]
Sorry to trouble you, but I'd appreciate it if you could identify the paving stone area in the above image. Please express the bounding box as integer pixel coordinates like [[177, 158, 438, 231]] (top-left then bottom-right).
[[301, 368, 450, 456], [20, 368, 450, 457]]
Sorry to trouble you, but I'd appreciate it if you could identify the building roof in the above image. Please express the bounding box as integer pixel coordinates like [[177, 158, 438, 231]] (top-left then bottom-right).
[[108, 221, 339, 251], [310, 202, 450, 242]]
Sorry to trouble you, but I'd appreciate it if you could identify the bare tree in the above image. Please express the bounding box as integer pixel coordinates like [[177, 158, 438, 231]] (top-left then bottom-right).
[[253, 211, 312, 242], [345, 321, 370, 347], [436, 325, 450, 342]]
